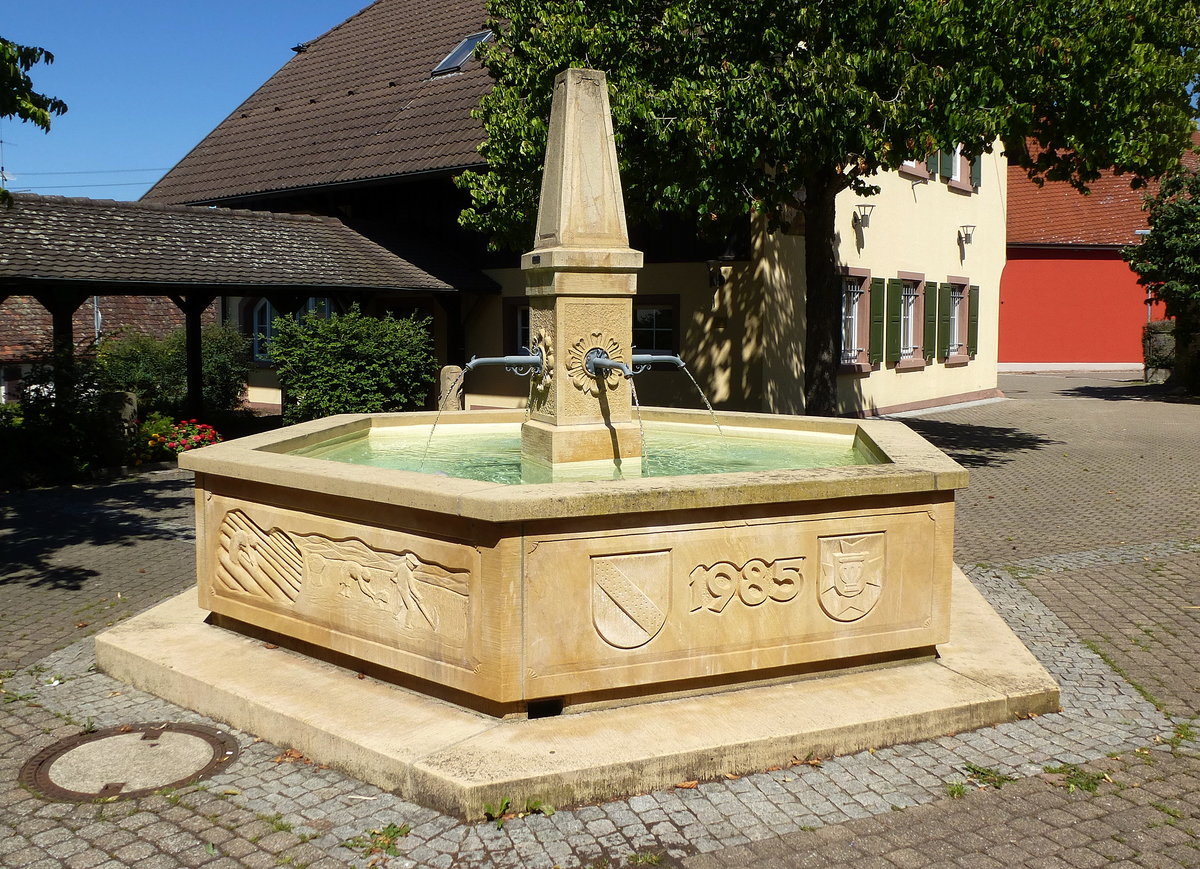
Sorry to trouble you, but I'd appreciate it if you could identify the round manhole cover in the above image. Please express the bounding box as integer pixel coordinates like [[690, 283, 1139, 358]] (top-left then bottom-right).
[[20, 722, 239, 801]]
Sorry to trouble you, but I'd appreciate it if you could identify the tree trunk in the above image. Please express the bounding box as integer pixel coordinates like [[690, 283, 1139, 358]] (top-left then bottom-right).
[[801, 174, 842, 416]]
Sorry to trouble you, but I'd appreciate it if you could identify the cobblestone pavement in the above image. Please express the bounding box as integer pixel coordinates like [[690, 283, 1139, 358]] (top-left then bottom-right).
[[1, 372, 1197, 868]]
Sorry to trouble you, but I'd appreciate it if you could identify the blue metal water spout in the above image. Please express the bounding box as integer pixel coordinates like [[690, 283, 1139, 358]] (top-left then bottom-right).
[[631, 353, 686, 374], [464, 346, 544, 376]]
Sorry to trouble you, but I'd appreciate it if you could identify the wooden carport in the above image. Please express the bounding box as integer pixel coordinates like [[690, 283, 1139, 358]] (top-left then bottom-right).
[[0, 195, 459, 417]]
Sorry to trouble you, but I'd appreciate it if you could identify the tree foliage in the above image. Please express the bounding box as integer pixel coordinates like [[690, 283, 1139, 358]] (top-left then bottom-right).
[[96, 324, 251, 417], [268, 304, 437, 424], [1, 36, 67, 205], [1124, 165, 1200, 315], [459, 0, 1200, 412], [1124, 160, 1200, 387]]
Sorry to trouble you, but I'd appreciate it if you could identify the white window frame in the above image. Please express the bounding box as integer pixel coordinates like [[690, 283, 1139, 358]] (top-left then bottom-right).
[[899, 281, 920, 360]]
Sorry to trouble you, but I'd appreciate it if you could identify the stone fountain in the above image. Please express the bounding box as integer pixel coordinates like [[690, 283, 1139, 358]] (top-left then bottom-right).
[[97, 70, 1057, 819]]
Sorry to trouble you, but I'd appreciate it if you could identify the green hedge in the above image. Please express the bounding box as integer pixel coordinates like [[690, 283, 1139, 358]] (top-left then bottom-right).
[[268, 304, 437, 424]]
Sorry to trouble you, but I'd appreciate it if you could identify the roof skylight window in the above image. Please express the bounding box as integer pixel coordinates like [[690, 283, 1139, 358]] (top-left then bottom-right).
[[432, 29, 492, 77]]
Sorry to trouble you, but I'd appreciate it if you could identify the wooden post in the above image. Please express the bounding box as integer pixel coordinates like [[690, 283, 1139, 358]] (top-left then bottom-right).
[[30, 289, 90, 399], [169, 293, 217, 419]]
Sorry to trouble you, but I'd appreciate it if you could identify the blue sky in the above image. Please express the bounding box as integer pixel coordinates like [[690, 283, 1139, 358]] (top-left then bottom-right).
[[2, 1, 366, 201]]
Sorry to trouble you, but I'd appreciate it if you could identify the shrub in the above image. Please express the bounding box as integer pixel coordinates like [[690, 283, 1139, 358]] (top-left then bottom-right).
[[268, 304, 437, 424], [4, 359, 126, 485], [96, 323, 250, 416]]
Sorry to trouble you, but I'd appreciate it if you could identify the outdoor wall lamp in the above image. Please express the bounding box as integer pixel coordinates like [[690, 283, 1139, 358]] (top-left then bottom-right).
[[706, 259, 733, 289], [958, 224, 976, 245], [854, 203, 876, 228]]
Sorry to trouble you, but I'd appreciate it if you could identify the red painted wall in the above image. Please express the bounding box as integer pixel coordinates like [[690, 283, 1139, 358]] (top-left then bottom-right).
[[1000, 248, 1167, 363]]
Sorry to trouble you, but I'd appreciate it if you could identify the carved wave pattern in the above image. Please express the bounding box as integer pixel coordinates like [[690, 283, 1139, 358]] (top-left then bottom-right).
[[214, 510, 303, 603]]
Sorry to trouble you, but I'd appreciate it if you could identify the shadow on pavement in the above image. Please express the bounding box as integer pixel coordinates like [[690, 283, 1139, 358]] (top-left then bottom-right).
[[902, 418, 1062, 468], [0, 475, 193, 591], [1055, 382, 1199, 403]]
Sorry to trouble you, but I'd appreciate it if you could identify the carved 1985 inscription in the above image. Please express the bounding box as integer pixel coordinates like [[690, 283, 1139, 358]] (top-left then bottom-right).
[[689, 557, 804, 613]]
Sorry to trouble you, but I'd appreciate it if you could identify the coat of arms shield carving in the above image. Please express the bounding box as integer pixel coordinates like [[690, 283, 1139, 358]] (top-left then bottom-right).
[[818, 533, 885, 622], [591, 551, 671, 648]]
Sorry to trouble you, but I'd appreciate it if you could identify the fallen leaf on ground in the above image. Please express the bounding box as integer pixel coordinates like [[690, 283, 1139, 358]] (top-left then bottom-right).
[[262, 643, 279, 650], [723, 773, 740, 780], [75, 622, 89, 628], [272, 748, 312, 764], [676, 780, 698, 789]]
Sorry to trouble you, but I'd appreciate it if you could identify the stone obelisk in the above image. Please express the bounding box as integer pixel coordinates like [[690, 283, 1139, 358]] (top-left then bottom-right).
[[520, 69, 644, 478]]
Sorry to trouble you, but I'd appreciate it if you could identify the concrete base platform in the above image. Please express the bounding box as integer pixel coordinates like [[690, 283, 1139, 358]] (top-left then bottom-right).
[[95, 566, 1058, 820]]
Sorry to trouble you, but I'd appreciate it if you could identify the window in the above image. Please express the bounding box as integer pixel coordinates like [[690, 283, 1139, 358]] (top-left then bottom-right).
[[936, 281, 980, 362], [431, 30, 492, 77], [885, 275, 928, 369], [899, 281, 920, 359], [501, 296, 678, 357], [840, 270, 873, 371], [633, 304, 674, 354], [841, 279, 862, 364], [948, 286, 964, 356], [515, 304, 531, 353], [251, 297, 331, 361]]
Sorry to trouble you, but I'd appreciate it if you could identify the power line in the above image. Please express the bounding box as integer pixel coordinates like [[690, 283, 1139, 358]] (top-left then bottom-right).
[[15, 167, 172, 176], [15, 181, 155, 190]]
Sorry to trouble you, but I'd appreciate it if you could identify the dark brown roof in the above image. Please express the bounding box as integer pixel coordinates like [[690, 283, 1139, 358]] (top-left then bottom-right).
[[142, 0, 490, 205], [0, 194, 458, 291]]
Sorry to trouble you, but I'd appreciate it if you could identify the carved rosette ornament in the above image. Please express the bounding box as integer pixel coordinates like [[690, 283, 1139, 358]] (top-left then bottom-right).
[[818, 533, 885, 622], [528, 327, 554, 398], [567, 331, 624, 395]]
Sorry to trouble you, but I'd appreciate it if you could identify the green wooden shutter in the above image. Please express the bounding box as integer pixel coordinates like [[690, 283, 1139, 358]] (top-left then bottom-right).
[[868, 277, 886, 366], [938, 148, 955, 178], [970, 157, 982, 188], [886, 278, 904, 365], [925, 152, 939, 175], [938, 283, 953, 359], [923, 282, 938, 361], [967, 285, 980, 355]]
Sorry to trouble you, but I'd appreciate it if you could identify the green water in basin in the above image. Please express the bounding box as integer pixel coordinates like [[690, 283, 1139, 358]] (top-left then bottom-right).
[[291, 421, 880, 485]]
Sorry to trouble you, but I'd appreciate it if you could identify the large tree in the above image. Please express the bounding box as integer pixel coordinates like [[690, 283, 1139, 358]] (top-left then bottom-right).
[[459, 0, 1199, 414], [1, 36, 67, 205], [1124, 162, 1200, 387]]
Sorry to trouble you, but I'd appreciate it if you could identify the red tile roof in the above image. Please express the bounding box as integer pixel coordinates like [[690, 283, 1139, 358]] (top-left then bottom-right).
[[1006, 168, 1151, 246], [1008, 132, 1200, 247], [142, 0, 490, 205], [0, 194, 458, 291]]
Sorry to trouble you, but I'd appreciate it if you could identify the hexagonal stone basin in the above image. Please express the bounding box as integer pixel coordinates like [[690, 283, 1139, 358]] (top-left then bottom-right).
[[179, 407, 966, 717], [292, 420, 880, 484]]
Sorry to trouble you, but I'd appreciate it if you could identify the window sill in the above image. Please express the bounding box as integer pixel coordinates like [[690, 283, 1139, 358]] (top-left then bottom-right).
[[947, 178, 975, 194], [894, 358, 927, 372], [840, 361, 873, 375], [898, 165, 930, 181], [944, 354, 971, 367]]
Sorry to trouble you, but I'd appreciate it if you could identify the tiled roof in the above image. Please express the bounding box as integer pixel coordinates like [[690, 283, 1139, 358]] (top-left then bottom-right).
[[1008, 133, 1200, 247], [142, 0, 490, 205], [1006, 168, 1151, 246], [0, 194, 459, 291]]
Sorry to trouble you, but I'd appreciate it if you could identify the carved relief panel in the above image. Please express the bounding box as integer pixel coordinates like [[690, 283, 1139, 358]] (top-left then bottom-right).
[[205, 504, 478, 667], [522, 510, 941, 692]]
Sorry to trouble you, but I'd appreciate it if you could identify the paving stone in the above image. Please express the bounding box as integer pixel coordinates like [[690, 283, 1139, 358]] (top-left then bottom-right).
[[4, 374, 1200, 867]]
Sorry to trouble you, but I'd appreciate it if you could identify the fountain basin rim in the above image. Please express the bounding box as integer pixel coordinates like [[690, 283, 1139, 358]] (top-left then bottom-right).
[[178, 408, 967, 523]]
